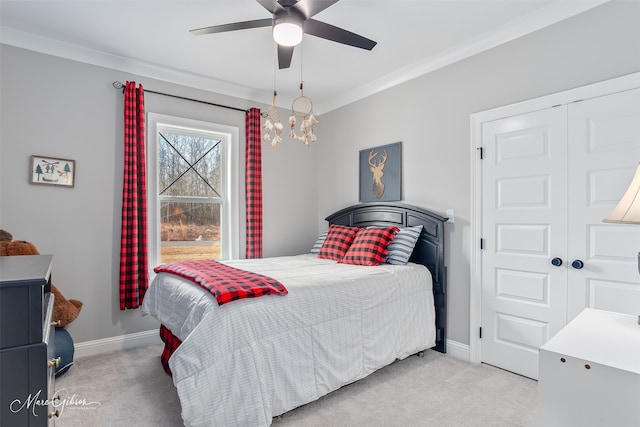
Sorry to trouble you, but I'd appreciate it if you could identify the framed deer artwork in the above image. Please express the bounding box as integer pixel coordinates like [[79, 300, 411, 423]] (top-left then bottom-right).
[[359, 142, 402, 202]]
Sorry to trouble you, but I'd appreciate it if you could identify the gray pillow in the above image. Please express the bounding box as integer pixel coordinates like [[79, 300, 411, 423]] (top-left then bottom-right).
[[386, 225, 423, 265], [310, 231, 328, 254]]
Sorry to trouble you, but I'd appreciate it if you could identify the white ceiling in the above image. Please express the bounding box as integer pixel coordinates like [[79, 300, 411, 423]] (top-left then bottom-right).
[[0, 0, 608, 114]]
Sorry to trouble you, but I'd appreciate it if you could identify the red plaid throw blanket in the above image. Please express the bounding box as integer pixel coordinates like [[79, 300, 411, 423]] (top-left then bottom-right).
[[153, 259, 288, 306], [159, 324, 181, 376]]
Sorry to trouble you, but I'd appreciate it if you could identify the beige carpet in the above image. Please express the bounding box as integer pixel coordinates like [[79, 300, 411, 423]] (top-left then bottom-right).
[[54, 344, 537, 426]]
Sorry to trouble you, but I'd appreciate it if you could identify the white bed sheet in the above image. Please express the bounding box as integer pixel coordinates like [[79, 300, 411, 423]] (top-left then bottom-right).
[[141, 254, 435, 427]]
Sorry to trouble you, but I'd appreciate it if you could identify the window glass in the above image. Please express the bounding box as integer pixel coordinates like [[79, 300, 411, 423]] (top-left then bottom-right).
[[147, 114, 239, 266]]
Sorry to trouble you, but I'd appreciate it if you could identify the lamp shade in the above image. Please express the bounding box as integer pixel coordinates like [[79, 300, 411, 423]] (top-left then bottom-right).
[[603, 162, 640, 224]]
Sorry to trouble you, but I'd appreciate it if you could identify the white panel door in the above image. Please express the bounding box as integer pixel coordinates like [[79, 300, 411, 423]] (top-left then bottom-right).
[[566, 88, 640, 319], [481, 106, 568, 380], [480, 88, 640, 380]]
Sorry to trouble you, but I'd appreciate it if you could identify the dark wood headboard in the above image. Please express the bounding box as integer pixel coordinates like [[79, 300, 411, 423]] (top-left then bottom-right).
[[325, 202, 447, 353]]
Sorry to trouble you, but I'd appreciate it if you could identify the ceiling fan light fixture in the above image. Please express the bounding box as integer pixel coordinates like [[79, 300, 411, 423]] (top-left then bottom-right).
[[190, 0, 377, 69], [273, 18, 303, 46]]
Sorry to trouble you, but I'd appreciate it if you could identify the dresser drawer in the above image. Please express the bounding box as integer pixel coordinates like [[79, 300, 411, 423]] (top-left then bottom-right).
[[0, 255, 52, 348], [0, 255, 53, 427], [0, 343, 48, 426]]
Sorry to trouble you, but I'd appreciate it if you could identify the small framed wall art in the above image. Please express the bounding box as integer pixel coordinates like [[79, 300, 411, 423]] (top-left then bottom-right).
[[30, 155, 76, 188], [359, 141, 402, 202]]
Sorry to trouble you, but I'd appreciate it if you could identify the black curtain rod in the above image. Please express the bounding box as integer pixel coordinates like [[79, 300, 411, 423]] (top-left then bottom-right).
[[112, 81, 266, 116]]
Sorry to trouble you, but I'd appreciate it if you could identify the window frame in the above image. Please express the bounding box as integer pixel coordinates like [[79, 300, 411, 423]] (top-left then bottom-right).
[[146, 113, 239, 272]]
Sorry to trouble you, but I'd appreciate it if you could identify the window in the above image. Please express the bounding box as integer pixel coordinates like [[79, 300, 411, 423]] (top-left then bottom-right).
[[147, 113, 239, 267]]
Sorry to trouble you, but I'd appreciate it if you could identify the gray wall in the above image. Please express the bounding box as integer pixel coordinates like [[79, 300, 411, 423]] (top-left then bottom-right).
[[1, 1, 639, 348], [317, 1, 640, 345], [0, 45, 318, 343]]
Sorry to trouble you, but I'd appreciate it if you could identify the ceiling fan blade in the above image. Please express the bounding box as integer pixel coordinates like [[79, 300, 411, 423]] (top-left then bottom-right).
[[293, 0, 339, 19], [256, 0, 285, 14], [305, 19, 377, 50], [278, 45, 294, 69], [190, 18, 272, 36]]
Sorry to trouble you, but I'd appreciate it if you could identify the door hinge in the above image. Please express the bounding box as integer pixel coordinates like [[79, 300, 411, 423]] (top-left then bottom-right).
[[477, 147, 484, 159], [479, 327, 482, 339], [480, 238, 485, 249]]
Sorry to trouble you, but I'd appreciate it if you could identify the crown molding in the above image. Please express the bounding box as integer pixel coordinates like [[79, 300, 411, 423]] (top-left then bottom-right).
[[315, 0, 610, 114], [0, 26, 272, 105]]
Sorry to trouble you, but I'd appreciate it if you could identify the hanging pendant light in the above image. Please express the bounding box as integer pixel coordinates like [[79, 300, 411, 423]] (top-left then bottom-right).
[[263, 91, 283, 147], [289, 81, 318, 145], [288, 43, 318, 145], [263, 45, 283, 147]]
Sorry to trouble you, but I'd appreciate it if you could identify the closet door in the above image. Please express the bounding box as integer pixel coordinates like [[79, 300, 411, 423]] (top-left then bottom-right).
[[480, 87, 640, 380], [480, 106, 568, 380], [566, 88, 640, 320]]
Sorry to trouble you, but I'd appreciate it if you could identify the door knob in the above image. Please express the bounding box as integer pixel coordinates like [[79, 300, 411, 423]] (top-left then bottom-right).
[[551, 257, 563, 266], [571, 260, 584, 269]]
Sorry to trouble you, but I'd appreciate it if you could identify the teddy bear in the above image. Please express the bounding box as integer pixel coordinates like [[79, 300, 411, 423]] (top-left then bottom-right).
[[0, 230, 83, 327]]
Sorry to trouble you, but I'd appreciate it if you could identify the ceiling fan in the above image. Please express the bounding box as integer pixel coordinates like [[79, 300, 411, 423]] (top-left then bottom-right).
[[190, 0, 377, 69]]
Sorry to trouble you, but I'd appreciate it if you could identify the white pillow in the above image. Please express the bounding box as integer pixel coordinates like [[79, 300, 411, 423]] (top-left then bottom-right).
[[310, 231, 328, 254], [386, 225, 423, 265]]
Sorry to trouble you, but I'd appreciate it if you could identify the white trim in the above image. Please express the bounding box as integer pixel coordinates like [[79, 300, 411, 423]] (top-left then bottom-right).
[[469, 113, 484, 364], [1, 1, 608, 115], [146, 112, 240, 270], [74, 329, 161, 358], [446, 339, 471, 362], [469, 72, 640, 364], [470, 73, 640, 124]]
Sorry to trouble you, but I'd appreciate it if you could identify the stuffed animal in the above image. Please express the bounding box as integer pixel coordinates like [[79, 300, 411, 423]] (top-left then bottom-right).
[[0, 229, 12, 255], [0, 230, 83, 327]]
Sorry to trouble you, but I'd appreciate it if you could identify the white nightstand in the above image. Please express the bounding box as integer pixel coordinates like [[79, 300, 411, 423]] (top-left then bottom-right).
[[537, 308, 640, 427]]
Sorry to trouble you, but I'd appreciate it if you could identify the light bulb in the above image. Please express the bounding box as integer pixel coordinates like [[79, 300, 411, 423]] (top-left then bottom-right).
[[273, 22, 303, 46]]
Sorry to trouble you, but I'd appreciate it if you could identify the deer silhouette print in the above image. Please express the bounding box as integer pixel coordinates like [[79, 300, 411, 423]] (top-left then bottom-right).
[[368, 150, 387, 199]]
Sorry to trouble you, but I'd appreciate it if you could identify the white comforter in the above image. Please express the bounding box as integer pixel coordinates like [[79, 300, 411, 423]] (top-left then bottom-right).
[[141, 254, 435, 426]]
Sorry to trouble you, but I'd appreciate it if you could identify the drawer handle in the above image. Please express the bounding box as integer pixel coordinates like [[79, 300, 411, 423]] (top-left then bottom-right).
[[48, 357, 61, 368], [49, 409, 60, 418], [51, 320, 61, 327]]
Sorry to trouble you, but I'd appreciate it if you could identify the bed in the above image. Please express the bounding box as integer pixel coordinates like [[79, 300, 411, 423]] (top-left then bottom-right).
[[141, 202, 447, 426]]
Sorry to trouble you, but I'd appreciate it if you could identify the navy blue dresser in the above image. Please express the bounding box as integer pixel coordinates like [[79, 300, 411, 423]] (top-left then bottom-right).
[[0, 255, 58, 426]]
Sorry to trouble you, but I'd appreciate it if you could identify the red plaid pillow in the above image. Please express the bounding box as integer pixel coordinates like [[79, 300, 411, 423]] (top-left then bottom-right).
[[342, 226, 399, 266], [318, 224, 360, 261]]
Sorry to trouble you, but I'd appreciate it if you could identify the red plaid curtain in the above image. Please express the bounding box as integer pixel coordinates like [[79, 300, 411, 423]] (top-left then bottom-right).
[[245, 108, 263, 258], [119, 81, 149, 309]]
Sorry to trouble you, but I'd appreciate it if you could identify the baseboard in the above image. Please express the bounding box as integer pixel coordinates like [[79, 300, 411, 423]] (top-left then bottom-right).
[[446, 339, 470, 361], [74, 329, 162, 358]]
